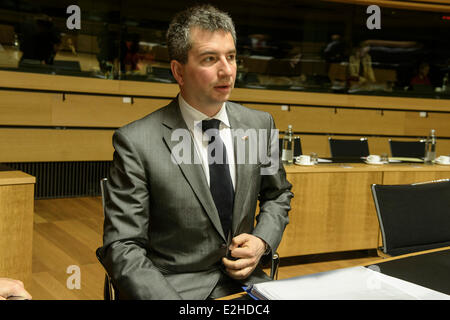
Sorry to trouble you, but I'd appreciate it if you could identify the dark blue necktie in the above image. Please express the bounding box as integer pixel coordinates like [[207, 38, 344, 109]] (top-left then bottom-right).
[[201, 119, 234, 237]]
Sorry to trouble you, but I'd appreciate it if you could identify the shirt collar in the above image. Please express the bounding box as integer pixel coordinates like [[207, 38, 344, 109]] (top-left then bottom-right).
[[178, 94, 230, 132]]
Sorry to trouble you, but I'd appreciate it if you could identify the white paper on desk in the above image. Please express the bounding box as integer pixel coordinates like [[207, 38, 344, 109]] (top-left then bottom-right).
[[250, 266, 450, 300]]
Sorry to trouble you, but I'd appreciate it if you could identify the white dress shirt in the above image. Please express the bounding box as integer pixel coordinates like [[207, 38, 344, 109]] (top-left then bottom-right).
[[178, 94, 236, 190]]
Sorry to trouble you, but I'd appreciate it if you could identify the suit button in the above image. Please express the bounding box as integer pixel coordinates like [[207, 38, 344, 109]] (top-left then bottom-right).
[[220, 243, 227, 249]]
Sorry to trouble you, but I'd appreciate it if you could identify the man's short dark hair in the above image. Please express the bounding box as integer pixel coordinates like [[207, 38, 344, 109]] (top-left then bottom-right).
[[166, 5, 236, 64]]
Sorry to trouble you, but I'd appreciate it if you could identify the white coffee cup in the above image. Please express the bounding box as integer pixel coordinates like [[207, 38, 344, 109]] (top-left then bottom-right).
[[366, 154, 381, 163], [435, 155, 450, 164], [298, 155, 312, 165]]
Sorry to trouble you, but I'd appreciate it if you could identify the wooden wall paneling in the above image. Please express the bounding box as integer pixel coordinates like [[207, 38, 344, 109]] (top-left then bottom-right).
[[118, 80, 179, 98], [2, 71, 450, 111], [245, 103, 406, 136], [437, 140, 450, 155], [232, 87, 450, 112], [291, 106, 334, 133], [404, 111, 450, 137], [0, 128, 114, 162], [298, 135, 331, 157], [0, 71, 121, 95], [52, 95, 170, 127], [0, 90, 53, 126], [382, 170, 450, 185], [244, 104, 335, 133], [367, 137, 389, 156], [330, 108, 406, 136], [1, 70, 449, 163], [278, 171, 382, 257], [243, 103, 450, 138], [0, 88, 172, 128]]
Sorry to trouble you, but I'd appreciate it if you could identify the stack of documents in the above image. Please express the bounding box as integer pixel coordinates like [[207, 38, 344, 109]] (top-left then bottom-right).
[[388, 157, 423, 163], [247, 267, 449, 300]]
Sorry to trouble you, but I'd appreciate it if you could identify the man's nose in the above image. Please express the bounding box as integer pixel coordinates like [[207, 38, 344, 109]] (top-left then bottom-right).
[[218, 57, 234, 77]]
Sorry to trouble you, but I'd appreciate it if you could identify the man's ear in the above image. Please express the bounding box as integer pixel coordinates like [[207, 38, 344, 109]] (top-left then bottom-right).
[[170, 60, 184, 86]]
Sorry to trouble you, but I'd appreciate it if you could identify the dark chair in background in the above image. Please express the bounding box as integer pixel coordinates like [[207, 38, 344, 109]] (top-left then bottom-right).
[[389, 139, 426, 158], [371, 179, 450, 256], [279, 137, 302, 158], [328, 137, 369, 158], [97, 178, 281, 300]]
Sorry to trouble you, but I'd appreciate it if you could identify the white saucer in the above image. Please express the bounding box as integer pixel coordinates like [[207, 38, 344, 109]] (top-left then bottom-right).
[[295, 162, 314, 166], [364, 161, 385, 165], [435, 161, 450, 165]]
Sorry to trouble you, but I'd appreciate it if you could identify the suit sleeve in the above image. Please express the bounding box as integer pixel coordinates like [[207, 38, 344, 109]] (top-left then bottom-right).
[[252, 114, 293, 255], [96, 129, 182, 299]]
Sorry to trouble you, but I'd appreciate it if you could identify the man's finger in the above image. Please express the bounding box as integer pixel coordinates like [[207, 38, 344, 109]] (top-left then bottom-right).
[[222, 257, 252, 270], [230, 233, 250, 250], [226, 266, 255, 280], [230, 246, 252, 259]]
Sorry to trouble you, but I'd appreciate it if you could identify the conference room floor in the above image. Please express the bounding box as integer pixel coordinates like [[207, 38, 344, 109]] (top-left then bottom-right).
[[30, 197, 381, 300]]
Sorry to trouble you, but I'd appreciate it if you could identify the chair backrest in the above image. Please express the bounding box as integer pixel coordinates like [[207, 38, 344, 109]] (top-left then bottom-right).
[[293, 138, 302, 157], [97, 178, 118, 300], [389, 139, 426, 158], [100, 178, 108, 212], [329, 137, 369, 158], [371, 179, 450, 256]]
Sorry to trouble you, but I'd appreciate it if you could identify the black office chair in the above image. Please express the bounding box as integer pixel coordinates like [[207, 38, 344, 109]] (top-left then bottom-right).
[[96, 178, 118, 300], [389, 139, 426, 158], [97, 178, 281, 300], [328, 137, 369, 158], [371, 179, 450, 257], [278, 137, 302, 157]]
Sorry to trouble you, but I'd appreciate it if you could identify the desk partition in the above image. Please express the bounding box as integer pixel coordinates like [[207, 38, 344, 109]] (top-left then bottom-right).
[[0, 167, 35, 288], [278, 163, 450, 257]]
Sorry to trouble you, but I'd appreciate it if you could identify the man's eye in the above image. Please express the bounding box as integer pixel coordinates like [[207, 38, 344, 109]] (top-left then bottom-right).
[[228, 54, 236, 61], [204, 56, 215, 62]]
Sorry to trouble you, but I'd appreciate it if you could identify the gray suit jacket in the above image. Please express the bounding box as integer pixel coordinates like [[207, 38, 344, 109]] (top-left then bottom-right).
[[97, 99, 293, 299]]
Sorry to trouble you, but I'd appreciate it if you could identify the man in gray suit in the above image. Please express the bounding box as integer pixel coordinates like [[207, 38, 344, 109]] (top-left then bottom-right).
[[97, 5, 293, 300]]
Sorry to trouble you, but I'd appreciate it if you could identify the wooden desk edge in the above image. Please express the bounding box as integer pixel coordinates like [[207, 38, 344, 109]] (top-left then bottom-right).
[[285, 163, 450, 174], [358, 245, 450, 267], [216, 292, 248, 300], [0, 171, 36, 185]]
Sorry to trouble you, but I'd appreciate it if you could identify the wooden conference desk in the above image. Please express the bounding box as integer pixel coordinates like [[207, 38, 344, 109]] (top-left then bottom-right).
[[0, 166, 35, 288], [278, 163, 450, 258]]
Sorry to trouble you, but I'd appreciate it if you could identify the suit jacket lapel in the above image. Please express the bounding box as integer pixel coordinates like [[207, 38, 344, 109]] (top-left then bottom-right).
[[161, 100, 226, 241]]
